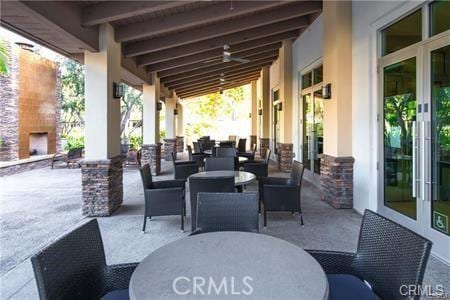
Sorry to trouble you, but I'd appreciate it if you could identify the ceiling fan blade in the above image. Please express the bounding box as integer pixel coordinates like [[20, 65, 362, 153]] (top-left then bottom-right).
[[228, 56, 250, 64]]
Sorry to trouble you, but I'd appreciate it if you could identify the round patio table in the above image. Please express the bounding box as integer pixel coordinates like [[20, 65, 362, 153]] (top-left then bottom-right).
[[189, 170, 255, 186], [129, 232, 328, 300]]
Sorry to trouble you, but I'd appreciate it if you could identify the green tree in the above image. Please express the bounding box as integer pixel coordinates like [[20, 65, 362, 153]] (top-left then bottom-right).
[[0, 40, 9, 75], [61, 59, 85, 136], [120, 85, 143, 138]]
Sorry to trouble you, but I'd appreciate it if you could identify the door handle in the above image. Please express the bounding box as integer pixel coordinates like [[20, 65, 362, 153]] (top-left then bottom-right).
[[412, 121, 418, 198]]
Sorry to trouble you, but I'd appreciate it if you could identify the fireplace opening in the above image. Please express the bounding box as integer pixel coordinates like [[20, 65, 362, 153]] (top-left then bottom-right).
[[29, 133, 48, 156]]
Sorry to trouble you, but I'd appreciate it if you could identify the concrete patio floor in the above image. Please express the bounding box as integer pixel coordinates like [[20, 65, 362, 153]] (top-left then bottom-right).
[[1, 155, 449, 299]]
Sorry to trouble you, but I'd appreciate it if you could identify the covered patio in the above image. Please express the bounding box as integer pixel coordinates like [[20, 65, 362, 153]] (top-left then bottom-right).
[[1, 0, 450, 299]]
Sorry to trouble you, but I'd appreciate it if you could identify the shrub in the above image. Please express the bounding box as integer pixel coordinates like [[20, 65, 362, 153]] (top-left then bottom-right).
[[65, 136, 84, 150]]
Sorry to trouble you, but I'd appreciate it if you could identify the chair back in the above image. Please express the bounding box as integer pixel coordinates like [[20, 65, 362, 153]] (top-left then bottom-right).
[[219, 141, 233, 148], [139, 164, 153, 189], [193, 142, 201, 153], [237, 138, 246, 152], [171, 152, 177, 165], [196, 192, 259, 233], [290, 161, 304, 186], [67, 147, 83, 159], [353, 210, 432, 299], [252, 143, 257, 153], [205, 157, 235, 171], [216, 147, 236, 157], [189, 177, 235, 231], [264, 148, 271, 165], [31, 219, 107, 300], [187, 145, 193, 161]]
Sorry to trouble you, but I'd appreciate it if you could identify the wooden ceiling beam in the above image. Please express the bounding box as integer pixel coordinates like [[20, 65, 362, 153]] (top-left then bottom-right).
[[168, 70, 261, 90], [125, 15, 309, 57], [81, 1, 193, 27], [163, 62, 270, 86], [137, 30, 296, 66], [179, 80, 255, 99], [125, 3, 319, 55], [145, 42, 282, 72], [158, 49, 279, 78], [178, 77, 258, 94], [174, 74, 260, 94], [165, 66, 265, 88], [116, 1, 285, 42], [161, 56, 276, 84]]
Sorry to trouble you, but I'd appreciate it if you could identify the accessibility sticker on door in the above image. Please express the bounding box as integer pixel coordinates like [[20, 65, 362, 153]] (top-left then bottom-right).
[[433, 212, 448, 233]]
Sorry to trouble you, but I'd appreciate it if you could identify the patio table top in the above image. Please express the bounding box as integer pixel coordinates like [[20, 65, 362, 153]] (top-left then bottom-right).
[[129, 231, 329, 300]]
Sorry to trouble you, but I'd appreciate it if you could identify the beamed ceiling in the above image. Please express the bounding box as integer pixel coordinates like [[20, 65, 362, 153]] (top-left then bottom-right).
[[1, 1, 322, 98]]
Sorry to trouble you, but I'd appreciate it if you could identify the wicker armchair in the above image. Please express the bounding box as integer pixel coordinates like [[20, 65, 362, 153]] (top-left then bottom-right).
[[307, 210, 432, 300], [216, 147, 236, 157], [237, 138, 247, 153], [140, 164, 186, 231], [205, 157, 235, 171], [188, 176, 235, 232], [244, 149, 271, 179], [260, 160, 304, 226], [31, 219, 138, 300], [187, 145, 206, 169], [191, 192, 259, 235], [170, 152, 198, 180]]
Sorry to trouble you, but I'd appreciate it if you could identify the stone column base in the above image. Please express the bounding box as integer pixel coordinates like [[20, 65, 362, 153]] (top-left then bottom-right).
[[259, 138, 270, 158], [276, 143, 294, 172], [176, 136, 184, 153], [249, 135, 257, 150], [163, 138, 177, 161], [141, 144, 161, 176], [81, 155, 124, 217], [318, 154, 354, 209]]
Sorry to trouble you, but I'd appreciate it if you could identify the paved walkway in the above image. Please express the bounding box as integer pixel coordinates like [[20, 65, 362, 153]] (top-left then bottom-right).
[[1, 157, 449, 299]]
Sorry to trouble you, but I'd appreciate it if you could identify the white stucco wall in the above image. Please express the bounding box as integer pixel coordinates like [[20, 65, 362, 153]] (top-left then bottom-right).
[[291, 15, 323, 166], [352, 0, 424, 214]]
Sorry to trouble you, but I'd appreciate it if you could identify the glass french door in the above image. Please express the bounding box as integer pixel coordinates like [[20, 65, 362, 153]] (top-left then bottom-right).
[[380, 34, 450, 261], [302, 89, 323, 174]]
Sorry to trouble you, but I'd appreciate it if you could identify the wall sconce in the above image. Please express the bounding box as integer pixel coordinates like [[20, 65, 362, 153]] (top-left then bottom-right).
[[258, 108, 263, 116], [174, 109, 178, 115], [249, 113, 252, 118], [157, 102, 163, 111], [113, 82, 124, 99], [277, 103, 283, 111], [322, 83, 332, 99]]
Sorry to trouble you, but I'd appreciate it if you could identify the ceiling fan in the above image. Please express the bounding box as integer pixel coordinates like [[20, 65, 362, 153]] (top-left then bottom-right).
[[203, 45, 250, 64], [218, 73, 235, 85]]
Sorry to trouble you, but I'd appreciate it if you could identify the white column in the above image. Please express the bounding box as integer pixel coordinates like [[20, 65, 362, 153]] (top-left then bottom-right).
[[165, 97, 176, 138], [176, 103, 184, 136], [279, 39, 293, 143], [143, 76, 160, 144], [84, 23, 121, 159], [251, 80, 257, 136], [261, 66, 270, 139]]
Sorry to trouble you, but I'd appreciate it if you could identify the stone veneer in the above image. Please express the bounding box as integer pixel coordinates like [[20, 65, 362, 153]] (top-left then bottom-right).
[[0, 42, 19, 162], [176, 136, 184, 153], [163, 138, 177, 161], [141, 143, 161, 176], [259, 138, 270, 158], [276, 142, 294, 172], [318, 154, 354, 209], [80, 156, 124, 216]]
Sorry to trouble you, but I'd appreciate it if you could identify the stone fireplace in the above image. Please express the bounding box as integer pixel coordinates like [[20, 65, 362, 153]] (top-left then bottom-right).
[[29, 133, 48, 156]]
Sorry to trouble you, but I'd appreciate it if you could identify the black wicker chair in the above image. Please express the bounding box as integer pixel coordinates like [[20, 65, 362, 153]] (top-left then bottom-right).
[[216, 147, 237, 157], [205, 157, 235, 171], [260, 160, 304, 226], [170, 152, 198, 180], [140, 164, 186, 231], [307, 210, 432, 300], [239, 143, 257, 161], [31, 219, 138, 300], [193, 142, 202, 153], [187, 145, 206, 169], [191, 192, 259, 235], [188, 176, 235, 232], [237, 138, 246, 153], [244, 149, 271, 179]]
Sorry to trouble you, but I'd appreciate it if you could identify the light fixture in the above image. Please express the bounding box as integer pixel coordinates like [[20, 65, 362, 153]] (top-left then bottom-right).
[[113, 82, 124, 99], [258, 108, 263, 116], [277, 103, 283, 111], [15, 42, 34, 52], [157, 102, 163, 111], [174, 109, 178, 115], [249, 113, 252, 118], [322, 83, 332, 99]]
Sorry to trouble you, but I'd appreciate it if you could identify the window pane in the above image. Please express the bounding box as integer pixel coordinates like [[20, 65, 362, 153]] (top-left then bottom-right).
[[382, 9, 422, 56], [430, 0, 450, 37], [302, 72, 312, 89], [313, 65, 323, 84]]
